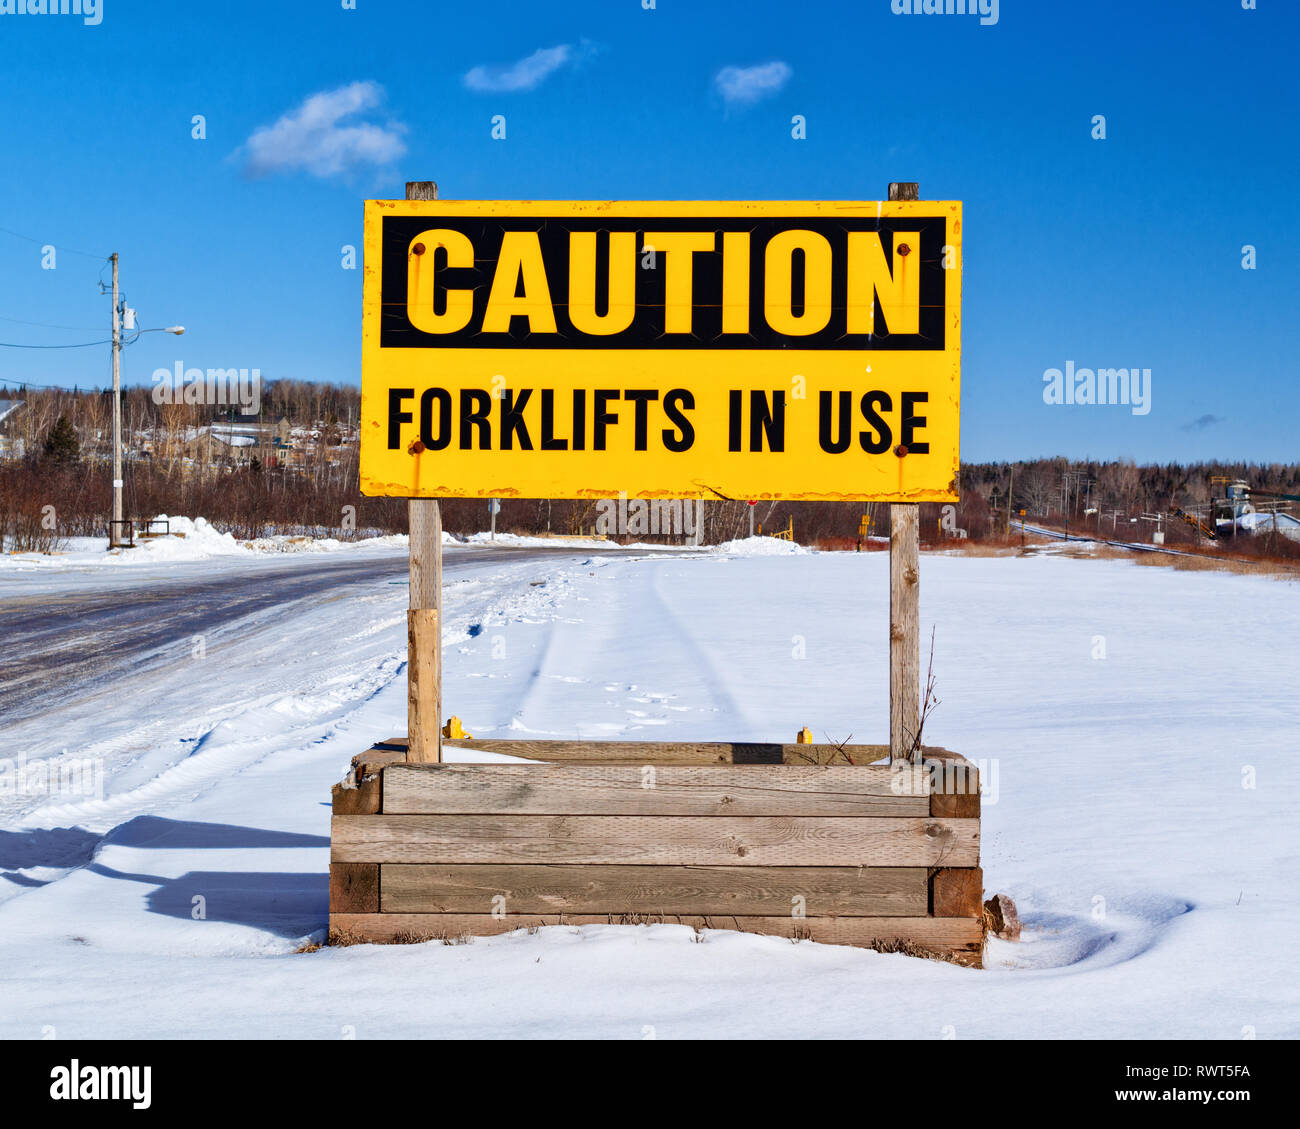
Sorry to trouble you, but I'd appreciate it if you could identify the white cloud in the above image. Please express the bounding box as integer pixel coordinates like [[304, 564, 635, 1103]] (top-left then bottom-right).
[[714, 61, 792, 107], [239, 82, 406, 179], [464, 43, 586, 93]]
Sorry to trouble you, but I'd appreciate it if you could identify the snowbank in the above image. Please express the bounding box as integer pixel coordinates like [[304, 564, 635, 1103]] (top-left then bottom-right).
[[130, 515, 247, 560], [712, 535, 809, 556], [0, 516, 413, 570], [239, 532, 410, 554], [461, 531, 691, 551], [1, 521, 719, 572]]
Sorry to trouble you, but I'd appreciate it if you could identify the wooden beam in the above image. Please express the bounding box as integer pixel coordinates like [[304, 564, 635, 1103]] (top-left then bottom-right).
[[408, 493, 442, 610], [329, 912, 984, 964], [363, 737, 966, 767], [406, 178, 443, 765], [406, 607, 440, 764], [888, 181, 922, 765], [432, 736, 892, 765], [331, 775, 382, 815], [380, 863, 929, 917], [381, 762, 930, 817], [889, 501, 921, 762], [931, 867, 984, 918], [440, 737, 883, 765], [330, 862, 380, 914], [332, 814, 979, 867], [351, 748, 408, 778], [930, 760, 980, 819]]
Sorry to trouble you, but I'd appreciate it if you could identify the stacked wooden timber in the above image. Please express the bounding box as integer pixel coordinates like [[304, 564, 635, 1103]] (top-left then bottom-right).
[[330, 739, 985, 966]]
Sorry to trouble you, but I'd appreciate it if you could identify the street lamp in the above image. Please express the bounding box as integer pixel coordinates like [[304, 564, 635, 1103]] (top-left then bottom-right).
[[107, 252, 185, 549], [109, 325, 185, 548]]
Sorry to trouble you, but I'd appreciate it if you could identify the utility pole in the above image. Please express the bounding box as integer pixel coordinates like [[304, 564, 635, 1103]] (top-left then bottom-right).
[[1006, 465, 1014, 536], [109, 252, 124, 548], [1060, 469, 1093, 541]]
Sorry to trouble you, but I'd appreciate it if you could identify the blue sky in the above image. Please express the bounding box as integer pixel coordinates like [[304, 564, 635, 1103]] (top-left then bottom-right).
[[0, 0, 1295, 463]]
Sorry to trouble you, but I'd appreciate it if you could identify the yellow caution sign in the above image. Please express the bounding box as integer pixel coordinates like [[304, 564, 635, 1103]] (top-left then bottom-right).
[[361, 200, 961, 501]]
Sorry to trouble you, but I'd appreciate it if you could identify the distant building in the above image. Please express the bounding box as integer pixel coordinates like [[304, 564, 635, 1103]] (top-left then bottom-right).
[[212, 413, 291, 445], [178, 416, 291, 468], [1236, 509, 1300, 542], [0, 399, 25, 458]]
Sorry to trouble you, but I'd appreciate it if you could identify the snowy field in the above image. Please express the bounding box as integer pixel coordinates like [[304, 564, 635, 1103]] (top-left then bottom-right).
[[1, 534, 1297, 1039]]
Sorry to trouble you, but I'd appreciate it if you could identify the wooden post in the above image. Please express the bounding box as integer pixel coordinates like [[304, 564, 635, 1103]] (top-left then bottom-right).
[[406, 179, 443, 764], [888, 181, 921, 764]]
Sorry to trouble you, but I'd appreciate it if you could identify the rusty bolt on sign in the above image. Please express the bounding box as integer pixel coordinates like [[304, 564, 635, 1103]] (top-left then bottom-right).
[[895, 444, 909, 457]]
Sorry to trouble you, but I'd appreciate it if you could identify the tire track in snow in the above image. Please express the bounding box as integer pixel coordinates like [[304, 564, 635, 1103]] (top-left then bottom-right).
[[2, 550, 623, 831], [484, 557, 754, 739]]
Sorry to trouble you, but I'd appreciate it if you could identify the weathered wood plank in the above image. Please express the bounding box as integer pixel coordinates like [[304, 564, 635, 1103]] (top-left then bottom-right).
[[332, 814, 978, 867], [442, 738, 879, 764], [382, 763, 930, 816], [890, 501, 921, 763], [379, 863, 929, 917], [405, 177, 443, 767], [407, 606, 441, 764], [448, 738, 898, 765], [930, 761, 980, 819], [372, 737, 963, 767], [931, 866, 984, 918], [886, 181, 922, 770], [332, 775, 381, 815], [352, 748, 407, 778], [330, 863, 379, 914], [329, 912, 985, 965], [379, 736, 890, 764]]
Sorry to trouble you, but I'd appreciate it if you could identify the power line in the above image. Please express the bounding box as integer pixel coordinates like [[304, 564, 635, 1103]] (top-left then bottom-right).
[[0, 314, 104, 331], [0, 338, 111, 349], [0, 225, 113, 347], [0, 376, 107, 392], [0, 224, 108, 261]]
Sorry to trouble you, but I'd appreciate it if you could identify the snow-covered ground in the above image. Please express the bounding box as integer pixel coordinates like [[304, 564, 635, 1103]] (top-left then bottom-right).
[[1, 538, 1297, 1039]]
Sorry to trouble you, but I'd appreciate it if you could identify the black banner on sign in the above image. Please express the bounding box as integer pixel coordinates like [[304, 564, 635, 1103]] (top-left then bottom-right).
[[379, 215, 949, 351]]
